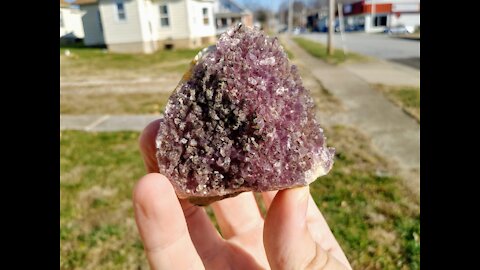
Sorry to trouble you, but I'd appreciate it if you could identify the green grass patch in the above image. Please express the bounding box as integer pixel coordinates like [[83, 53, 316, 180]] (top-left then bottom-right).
[[60, 92, 171, 115], [283, 46, 295, 59], [60, 46, 199, 78], [390, 88, 420, 108], [60, 47, 198, 67], [60, 125, 419, 269], [292, 37, 365, 64], [373, 84, 420, 122], [313, 125, 419, 269], [60, 131, 147, 270]]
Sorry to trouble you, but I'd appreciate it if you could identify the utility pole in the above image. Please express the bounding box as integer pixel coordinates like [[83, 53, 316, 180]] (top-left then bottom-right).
[[338, 2, 348, 55], [372, 0, 376, 29], [288, 0, 294, 34], [327, 0, 335, 55]]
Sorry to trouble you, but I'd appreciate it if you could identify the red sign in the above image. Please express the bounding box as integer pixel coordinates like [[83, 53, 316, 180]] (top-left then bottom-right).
[[364, 3, 393, 13]]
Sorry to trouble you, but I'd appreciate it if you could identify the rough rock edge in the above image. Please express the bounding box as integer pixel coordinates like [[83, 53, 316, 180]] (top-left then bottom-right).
[[156, 24, 334, 205]]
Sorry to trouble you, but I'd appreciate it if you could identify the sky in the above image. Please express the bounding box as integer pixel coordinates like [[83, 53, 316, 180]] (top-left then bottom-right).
[[65, 0, 289, 13], [237, 0, 286, 12]]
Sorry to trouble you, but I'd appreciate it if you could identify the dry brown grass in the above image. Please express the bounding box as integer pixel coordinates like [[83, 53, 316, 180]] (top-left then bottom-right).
[[60, 47, 198, 80], [60, 92, 171, 115]]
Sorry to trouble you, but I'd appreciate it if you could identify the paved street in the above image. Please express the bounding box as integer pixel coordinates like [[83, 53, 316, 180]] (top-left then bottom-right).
[[299, 32, 420, 69]]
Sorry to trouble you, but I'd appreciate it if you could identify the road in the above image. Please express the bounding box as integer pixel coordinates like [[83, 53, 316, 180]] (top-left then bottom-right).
[[298, 32, 420, 69]]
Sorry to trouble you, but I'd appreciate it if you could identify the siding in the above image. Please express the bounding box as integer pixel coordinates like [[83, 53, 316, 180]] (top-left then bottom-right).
[[149, 0, 190, 40], [60, 7, 85, 38], [364, 0, 420, 4], [391, 13, 420, 28], [80, 4, 105, 45], [137, 0, 155, 42], [187, 0, 215, 38], [99, 0, 144, 44]]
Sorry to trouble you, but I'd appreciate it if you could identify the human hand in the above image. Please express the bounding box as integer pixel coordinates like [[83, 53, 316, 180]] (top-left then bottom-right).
[[133, 119, 352, 270]]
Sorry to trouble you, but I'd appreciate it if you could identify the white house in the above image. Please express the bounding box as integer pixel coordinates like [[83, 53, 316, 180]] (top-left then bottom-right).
[[75, 0, 216, 53], [60, 0, 86, 39], [213, 0, 252, 35]]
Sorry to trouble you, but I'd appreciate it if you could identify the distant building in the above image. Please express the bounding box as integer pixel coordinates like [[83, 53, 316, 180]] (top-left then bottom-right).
[[307, 0, 419, 33], [60, 0, 85, 40], [338, 0, 420, 33], [213, 0, 253, 35], [306, 7, 329, 32], [75, 0, 216, 54]]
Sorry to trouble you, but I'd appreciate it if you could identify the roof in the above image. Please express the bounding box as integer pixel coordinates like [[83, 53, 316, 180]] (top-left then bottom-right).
[[73, 0, 98, 5], [216, 0, 251, 15], [60, 0, 70, 7]]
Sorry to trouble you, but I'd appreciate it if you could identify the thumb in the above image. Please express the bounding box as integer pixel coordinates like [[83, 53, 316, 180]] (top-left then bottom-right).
[[263, 186, 348, 270]]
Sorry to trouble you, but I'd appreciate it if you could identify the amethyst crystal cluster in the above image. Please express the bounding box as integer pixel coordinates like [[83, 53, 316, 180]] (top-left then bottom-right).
[[156, 24, 334, 205]]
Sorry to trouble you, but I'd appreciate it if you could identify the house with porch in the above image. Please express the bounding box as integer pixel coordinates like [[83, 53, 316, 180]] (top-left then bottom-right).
[[213, 0, 252, 35], [75, 0, 216, 53]]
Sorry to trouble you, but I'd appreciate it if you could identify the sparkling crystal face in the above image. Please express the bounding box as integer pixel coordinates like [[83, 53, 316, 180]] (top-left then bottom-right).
[[156, 23, 334, 205]]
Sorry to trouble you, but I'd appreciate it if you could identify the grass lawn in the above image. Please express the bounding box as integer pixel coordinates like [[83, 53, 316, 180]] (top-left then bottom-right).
[[60, 125, 419, 270], [60, 45, 201, 78], [292, 37, 366, 65], [373, 84, 420, 122], [61, 92, 171, 115], [281, 43, 295, 60]]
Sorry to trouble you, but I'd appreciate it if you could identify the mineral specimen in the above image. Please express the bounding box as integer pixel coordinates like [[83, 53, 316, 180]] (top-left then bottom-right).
[[156, 23, 335, 205]]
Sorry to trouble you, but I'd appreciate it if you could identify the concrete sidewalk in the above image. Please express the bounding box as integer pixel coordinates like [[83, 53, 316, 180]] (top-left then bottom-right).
[[60, 114, 161, 132], [284, 36, 420, 196], [344, 59, 420, 87]]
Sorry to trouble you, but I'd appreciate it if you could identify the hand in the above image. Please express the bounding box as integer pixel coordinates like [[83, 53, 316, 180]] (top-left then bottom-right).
[[133, 119, 352, 270]]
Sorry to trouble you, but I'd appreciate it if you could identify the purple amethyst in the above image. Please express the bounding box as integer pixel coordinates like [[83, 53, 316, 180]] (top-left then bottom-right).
[[156, 24, 334, 205]]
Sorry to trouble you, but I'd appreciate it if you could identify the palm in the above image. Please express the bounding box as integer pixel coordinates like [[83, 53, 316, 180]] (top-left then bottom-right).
[[133, 120, 352, 269]]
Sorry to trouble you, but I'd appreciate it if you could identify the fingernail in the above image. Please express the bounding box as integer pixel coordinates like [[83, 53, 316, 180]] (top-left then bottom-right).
[[294, 186, 310, 202], [293, 186, 310, 225]]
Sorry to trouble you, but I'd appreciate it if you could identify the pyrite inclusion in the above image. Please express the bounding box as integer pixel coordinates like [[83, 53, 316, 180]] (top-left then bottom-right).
[[156, 23, 334, 205]]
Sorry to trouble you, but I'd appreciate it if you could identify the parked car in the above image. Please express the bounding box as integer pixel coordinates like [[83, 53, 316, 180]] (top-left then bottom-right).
[[278, 26, 288, 34], [385, 25, 415, 35], [293, 26, 307, 35]]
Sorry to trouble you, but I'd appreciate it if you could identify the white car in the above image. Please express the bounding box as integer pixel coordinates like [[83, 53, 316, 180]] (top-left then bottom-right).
[[386, 25, 415, 35]]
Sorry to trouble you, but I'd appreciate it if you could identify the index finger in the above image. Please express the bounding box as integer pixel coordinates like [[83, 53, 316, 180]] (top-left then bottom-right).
[[138, 119, 227, 265], [133, 173, 205, 269]]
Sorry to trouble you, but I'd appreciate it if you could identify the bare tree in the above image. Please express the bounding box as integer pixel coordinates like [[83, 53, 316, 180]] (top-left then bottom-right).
[[278, 0, 307, 27]]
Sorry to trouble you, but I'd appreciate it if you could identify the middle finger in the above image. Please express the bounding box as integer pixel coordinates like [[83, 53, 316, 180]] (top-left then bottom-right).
[[210, 192, 264, 239]]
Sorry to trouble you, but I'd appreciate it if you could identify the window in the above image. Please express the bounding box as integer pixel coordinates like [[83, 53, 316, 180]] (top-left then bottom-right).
[[115, 0, 126, 21], [202, 8, 209, 25], [221, 18, 227, 27], [160, 5, 169, 27], [373, 15, 387, 27], [60, 11, 64, 28]]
